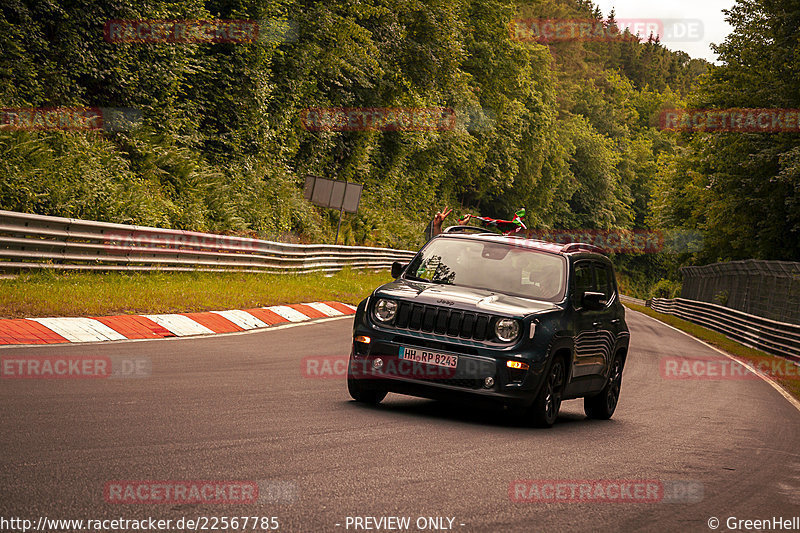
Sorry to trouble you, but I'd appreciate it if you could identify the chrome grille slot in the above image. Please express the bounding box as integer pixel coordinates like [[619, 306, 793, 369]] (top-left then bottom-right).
[[447, 311, 462, 336], [461, 313, 475, 337], [409, 304, 424, 329], [395, 302, 411, 328], [387, 303, 494, 342], [422, 307, 437, 332]]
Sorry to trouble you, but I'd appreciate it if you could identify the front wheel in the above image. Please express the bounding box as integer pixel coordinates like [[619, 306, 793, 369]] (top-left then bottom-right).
[[347, 358, 387, 404], [528, 357, 565, 428], [585, 356, 623, 420]]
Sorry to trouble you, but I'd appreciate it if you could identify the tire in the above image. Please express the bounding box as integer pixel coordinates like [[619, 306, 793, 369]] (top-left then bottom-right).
[[529, 357, 565, 428], [347, 357, 387, 404], [584, 355, 623, 420]]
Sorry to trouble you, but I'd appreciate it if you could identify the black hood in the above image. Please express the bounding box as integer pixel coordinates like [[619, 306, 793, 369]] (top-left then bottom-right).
[[374, 278, 561, 318]]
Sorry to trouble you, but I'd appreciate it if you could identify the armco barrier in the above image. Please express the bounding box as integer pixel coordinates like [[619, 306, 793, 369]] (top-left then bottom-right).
[[6, 210, 797, 362], [681, 260, 800, 324], [619, 294, 646, 306], [0, 210, 417, 274], [648, 298, 800, 362]]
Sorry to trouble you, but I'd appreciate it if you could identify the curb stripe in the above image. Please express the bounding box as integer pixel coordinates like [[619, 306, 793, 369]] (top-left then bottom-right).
[[303, 302, 344, 316], [93, 315, 174, 339], [266, 305, 311, 322], [0, 301, 356, 346], [243, 308, 290, 326], [144, 315, 216, 337], [0, 322, 26, 345], [323, 301, 357, 315], [0, 320, 69, 344], [14, 320, 71, 344], [29, 318, 127, 343], [182, 312, 243, 334], [288, 304, 328, 319], [211, 310, 269, 330]]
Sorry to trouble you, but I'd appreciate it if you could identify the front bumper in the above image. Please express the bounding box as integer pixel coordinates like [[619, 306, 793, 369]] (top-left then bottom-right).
[[349, 329, 549, 407]]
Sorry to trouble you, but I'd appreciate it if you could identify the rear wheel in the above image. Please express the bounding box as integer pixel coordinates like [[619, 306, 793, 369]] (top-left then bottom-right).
[[347, 357, 387, 404], [585, 355, 623, 420], [529, 357, 565, 428]]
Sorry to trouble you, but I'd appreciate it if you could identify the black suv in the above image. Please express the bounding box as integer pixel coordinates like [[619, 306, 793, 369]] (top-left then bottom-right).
[[347, 229, 630, 427]]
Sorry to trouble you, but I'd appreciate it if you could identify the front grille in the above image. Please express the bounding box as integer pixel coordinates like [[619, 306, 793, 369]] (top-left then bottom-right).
[[393, 302, 494, 342]]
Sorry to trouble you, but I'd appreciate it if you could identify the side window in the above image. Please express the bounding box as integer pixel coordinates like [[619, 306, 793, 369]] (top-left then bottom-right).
[[606, 265, 618, 299], [572, 262, 594, 307], [594, 263, 610, 299]]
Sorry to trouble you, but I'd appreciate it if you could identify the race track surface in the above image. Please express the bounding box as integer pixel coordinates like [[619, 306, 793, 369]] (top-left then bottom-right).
[[1, 310, 798, 532]]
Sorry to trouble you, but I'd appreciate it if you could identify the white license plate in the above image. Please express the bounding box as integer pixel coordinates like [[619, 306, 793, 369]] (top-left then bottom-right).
[[398, 346, 458, 369]]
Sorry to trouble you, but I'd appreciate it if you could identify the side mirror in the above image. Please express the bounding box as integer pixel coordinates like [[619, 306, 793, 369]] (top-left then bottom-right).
[[391, 261, 407, 279], [582, 291, 608, 311]]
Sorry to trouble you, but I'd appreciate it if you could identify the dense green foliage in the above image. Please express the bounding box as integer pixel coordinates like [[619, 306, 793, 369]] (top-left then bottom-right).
[[1, 0, 796, 295], [651, 0, 800, 263]]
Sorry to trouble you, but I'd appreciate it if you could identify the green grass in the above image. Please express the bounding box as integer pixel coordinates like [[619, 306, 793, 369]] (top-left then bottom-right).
[[0, 269, 393, 318], [625, 302, 800, 402]]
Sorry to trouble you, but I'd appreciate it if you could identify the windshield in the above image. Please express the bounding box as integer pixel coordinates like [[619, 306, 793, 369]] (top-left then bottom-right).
[[405, 237, 567, 302]]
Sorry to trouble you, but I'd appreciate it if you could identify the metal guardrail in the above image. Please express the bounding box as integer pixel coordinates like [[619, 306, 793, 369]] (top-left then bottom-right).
[[6, 209, 797, 361], [648, 298, 800, 362], [681, 260, 800, 324], [619, 294, 646, 307], [0, 210, 418, 274]]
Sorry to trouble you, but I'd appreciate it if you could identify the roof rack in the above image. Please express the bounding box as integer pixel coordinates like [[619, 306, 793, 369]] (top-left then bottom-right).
[[440, 229, 607, 255], [442, 225, 493, 235]]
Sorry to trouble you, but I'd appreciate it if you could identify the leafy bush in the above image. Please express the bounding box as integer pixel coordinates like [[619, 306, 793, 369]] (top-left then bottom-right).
[[651, 278, 682, 299], [0, 0, 709, 260]]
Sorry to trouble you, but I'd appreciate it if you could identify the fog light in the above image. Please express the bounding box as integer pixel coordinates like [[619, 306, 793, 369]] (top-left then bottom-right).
[[484, 377, 495, 388], [354, 335, 371, 344], [372, 358, 384, 370]]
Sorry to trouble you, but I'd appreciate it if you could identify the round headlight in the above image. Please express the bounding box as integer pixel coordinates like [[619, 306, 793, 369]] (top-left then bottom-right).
[[374, 299, 398, 322], [495, 318, 520, 342]]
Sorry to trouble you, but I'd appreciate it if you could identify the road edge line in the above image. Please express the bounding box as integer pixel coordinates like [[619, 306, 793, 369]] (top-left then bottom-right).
[[629, 307, 800, 414]]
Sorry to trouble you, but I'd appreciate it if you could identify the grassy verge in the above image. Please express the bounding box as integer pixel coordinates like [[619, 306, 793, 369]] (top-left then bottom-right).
[[0, 269, 393, 318], [625, 302, 800, 402]]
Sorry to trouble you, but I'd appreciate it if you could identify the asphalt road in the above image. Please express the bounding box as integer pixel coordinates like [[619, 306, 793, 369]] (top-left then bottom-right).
[[1, 310, 798, 533]]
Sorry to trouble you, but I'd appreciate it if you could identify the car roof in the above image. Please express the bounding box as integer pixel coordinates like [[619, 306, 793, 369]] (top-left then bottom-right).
[[437, 229, 608, 258]]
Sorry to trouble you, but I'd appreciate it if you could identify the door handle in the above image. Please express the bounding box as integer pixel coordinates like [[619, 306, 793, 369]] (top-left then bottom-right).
[[592, 321, 602, 328], [611, 319, 621, 324]]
